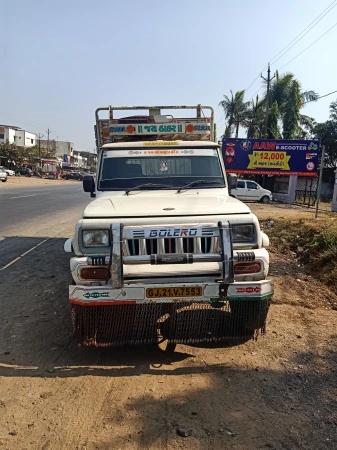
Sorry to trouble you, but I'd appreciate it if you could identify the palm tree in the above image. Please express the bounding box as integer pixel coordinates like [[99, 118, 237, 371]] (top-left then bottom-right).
[[219, 90, 251, 138], [267, 71, 318, 139], [268, 72, 294, 112], [246, 95, 265, 138], [219, 73, 318, 140], [268, 101, 281, 139], [282, 79, 302, 139], [223, 124, 233, 138], [298, 114, 316, 139]]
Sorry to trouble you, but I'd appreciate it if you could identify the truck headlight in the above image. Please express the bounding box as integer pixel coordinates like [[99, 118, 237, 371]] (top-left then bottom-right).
[[231, 224, 254, 243], [82, 230, 110, 247]]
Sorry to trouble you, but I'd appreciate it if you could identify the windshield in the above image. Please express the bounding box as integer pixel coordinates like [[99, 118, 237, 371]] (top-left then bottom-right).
[[98, 147, 225, 191]]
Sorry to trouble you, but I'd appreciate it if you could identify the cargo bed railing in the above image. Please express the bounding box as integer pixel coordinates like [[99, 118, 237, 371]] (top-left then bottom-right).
[[95, 105, 215, 147], [86, 222, 256, 289]]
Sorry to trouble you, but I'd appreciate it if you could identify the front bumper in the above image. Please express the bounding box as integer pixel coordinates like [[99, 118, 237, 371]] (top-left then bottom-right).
[[69, 279, 273, 306], [68, 222, 274, 346]]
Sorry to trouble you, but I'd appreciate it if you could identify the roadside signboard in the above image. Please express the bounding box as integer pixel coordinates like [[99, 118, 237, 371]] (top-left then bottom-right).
[[222, 138, 320, 176]]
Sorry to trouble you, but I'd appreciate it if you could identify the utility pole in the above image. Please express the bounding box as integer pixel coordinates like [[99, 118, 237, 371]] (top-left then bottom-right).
[[315, 145, 326, 219], [332, 167, 337, 212], [36, 133, 44, 157], [46, 128, 51, 155], [261, 63, 275, 138]]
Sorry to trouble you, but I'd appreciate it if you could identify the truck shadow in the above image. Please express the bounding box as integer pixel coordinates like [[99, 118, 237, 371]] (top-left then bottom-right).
[[78, 318, 337, 449], [0, 236, 251, 379], [1, 237, 336, 448], [110, 346, 337, 450]]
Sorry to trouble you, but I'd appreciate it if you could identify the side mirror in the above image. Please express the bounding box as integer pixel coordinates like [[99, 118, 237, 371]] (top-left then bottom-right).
[[227, 173, 237, 191], [83, 175, 95, 197], [261, 232, 270, 247]]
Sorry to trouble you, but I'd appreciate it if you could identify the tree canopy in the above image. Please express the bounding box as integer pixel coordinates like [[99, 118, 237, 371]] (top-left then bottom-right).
[[219, 71, 318, 141], [0, 141, 56, 166], [314, 100, 337, 168]]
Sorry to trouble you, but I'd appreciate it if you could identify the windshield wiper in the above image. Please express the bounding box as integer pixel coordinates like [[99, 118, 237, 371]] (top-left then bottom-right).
[[177, 180, 224, 193], [125, 183, 171, 195]]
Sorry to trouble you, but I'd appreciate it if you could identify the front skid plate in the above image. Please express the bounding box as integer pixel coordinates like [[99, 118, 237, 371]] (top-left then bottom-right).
[[71, 299, 272, 346], [69, 280, 273, 305]]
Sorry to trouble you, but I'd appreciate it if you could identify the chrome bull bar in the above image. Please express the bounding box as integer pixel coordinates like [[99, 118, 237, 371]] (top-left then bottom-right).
[[86, 222, 256, 289]]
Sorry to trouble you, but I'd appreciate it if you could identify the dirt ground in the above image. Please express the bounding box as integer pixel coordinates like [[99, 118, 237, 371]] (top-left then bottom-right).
[[252, 201, 335, 221], [1, 175, 74, 188], [0, 202, 336, 450]]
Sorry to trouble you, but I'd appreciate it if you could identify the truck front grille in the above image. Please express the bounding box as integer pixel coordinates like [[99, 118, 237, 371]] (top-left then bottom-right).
[[124, 237, 219, 256]]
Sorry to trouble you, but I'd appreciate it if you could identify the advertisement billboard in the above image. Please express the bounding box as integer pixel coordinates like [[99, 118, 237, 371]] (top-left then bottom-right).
[[222, 138, 319, 176]]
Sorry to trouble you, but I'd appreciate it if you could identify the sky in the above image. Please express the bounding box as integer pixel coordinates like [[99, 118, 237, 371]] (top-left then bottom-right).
[[1, 0, 337, 151]]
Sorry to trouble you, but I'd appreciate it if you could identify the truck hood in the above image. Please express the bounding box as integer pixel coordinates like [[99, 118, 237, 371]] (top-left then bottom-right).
[[83, 192, 251, 217]]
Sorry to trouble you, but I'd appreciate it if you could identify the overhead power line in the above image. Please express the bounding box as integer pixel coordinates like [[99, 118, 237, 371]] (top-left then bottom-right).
[[244, 0, 337, 93], [215, 114, 225, 126], [245, 68, 267, 93], [0, 109, 72, 144], [0, 109, 51, 131], [270, 0, 337, 66], [279, 21, 337, 70], [249, 87, 263, 102]]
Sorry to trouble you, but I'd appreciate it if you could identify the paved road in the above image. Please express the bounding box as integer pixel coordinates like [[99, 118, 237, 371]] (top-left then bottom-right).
[[0, 182, 90, 237], [0, 182, 91, 269]]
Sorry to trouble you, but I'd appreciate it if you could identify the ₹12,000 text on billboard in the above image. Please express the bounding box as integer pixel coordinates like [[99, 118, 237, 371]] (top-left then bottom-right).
[[222, 138, 320, 177]]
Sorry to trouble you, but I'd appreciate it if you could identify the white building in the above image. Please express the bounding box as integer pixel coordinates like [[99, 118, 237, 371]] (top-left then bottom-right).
[[0, 125, 36, 147], [71, 150, 88, 168]]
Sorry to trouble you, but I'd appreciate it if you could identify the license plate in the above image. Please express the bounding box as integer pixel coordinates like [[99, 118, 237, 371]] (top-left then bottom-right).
[[146, 286, 203, 298]]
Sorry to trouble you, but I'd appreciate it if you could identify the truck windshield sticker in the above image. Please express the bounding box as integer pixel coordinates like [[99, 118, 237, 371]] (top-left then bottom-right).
[[159, 161, 168, 171], [103, 149, 218, 158], [144, 141, 179, 146]]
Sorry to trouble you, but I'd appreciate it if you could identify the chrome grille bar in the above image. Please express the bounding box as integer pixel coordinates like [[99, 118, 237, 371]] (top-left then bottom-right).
[[87, 251, 255, 266]]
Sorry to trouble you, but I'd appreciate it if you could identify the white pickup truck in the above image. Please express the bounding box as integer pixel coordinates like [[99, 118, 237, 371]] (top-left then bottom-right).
[[64, 105, 273, 348]]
